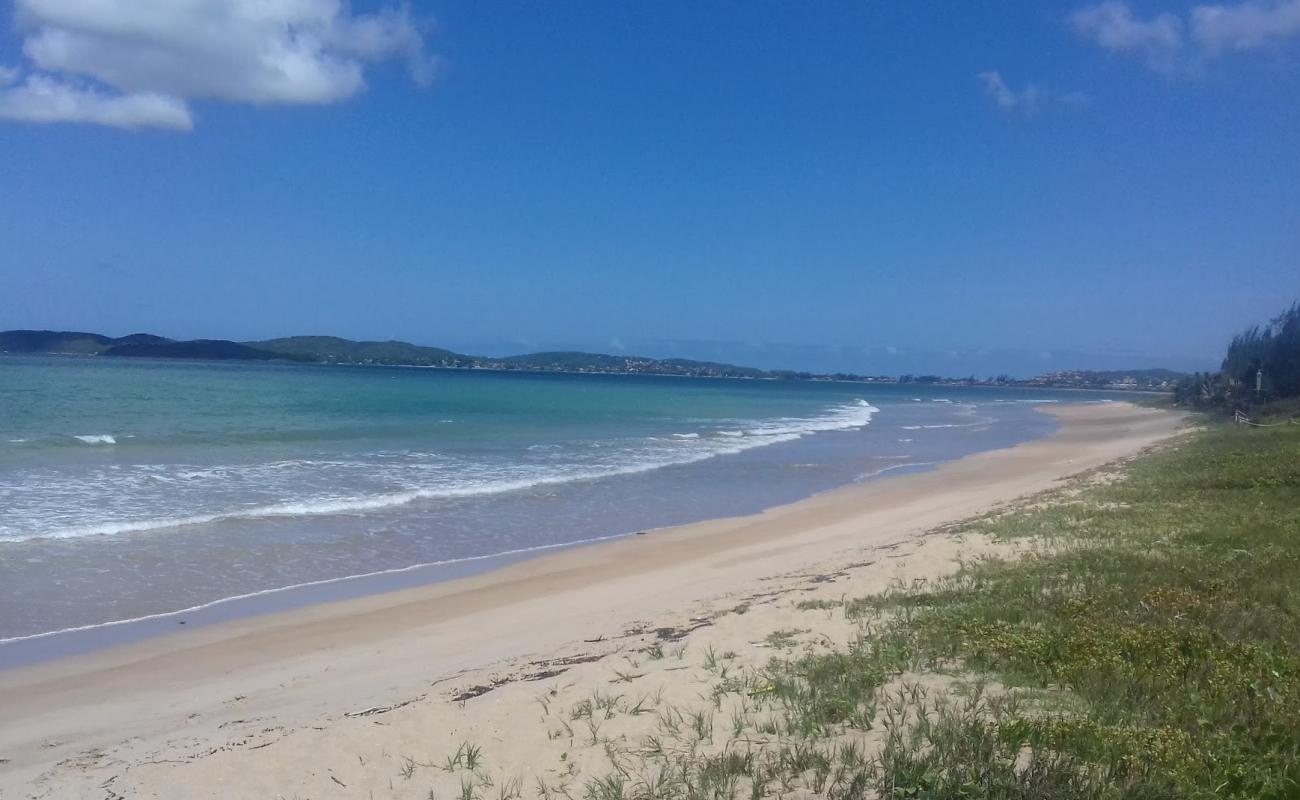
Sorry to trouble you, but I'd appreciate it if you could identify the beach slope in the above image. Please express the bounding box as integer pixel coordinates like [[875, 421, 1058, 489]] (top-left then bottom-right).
[[0, 402, 1184, 798]]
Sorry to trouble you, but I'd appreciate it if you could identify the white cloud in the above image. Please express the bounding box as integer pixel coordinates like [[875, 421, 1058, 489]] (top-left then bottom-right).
[[1193, 0, 1300, 52], [978, 70, 1021, 109], [1070, 0, 1300, 73], [977, 70, 1088, 114], [1069, 2, 1185, 73], [0, 74, 193, 129], [0, 0, 435, 130]]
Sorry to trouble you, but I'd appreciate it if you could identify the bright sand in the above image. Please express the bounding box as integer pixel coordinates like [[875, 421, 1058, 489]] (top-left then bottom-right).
[[0, 402, 1186, 798]]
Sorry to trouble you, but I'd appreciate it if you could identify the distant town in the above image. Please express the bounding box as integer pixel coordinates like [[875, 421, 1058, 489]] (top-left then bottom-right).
[[1, 330, 1180, 392], [790, 369, 1181, 392]]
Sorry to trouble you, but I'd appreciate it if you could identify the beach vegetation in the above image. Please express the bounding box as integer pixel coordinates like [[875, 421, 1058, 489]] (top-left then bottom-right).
[[463, 743, 484, 771], [442, 741, 486, 774], [629, 693, 656, 715], [612, 668, 645, 684], [762, 628, 807, 649], [1175, 300, 1300, 415], [442, 743, 467, 772], [702, 645, 720, 672], [656, 706, 683, 736], [584, 772, 628, 800], [579, 420, 1300, 799], [495, 775, 524, 800], [795, 598, 842, 612], [688, 709, 714, 743]]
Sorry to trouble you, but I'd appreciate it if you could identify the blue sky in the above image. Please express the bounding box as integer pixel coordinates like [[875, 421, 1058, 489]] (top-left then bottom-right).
[[1, 1, 1297, 376]]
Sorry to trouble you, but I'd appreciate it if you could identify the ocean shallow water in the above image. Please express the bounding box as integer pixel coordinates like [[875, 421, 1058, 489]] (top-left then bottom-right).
[[0, 355, 1135, 659]]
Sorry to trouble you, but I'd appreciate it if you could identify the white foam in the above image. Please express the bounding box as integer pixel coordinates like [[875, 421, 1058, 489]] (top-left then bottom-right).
[[2, 399, 882, 543], [73, 434, 116, 445], [899, 416, 996, 431], [855, 462, 935, 481], [717, 399, 879, 439]]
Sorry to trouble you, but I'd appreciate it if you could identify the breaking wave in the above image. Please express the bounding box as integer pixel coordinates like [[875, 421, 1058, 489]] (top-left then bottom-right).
[[1, 400, 880, 543]]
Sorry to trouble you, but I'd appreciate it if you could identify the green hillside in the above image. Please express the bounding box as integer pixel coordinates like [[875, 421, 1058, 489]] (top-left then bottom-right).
[[102, 339, 285, 360], [0, 329, 116, 354], [1, 328, 1187, 386], [248, 336, 469, 367]]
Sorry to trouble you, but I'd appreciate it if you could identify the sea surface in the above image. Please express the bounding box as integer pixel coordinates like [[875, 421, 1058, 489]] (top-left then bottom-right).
[[0, 355, 1137, 656]]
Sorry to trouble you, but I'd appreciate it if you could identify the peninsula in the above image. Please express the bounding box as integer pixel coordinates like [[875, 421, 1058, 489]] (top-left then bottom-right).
[[0, 329, 1181, 391]]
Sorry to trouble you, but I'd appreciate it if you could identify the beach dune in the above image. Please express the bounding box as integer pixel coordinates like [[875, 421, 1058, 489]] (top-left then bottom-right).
[[0, 402, 1184, 798]]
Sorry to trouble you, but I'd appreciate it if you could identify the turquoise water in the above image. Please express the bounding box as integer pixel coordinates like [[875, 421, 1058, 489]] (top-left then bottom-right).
[[0, 355, 1132, 645]]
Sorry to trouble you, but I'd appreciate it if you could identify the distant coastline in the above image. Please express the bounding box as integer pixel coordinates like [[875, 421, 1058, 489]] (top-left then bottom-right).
[[0, 329, 1181, 392]]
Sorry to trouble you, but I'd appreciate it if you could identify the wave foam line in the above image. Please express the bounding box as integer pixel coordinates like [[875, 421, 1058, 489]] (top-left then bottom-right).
[[2, 450, 747, 542], [718, 399, 878, 438], [0, 531, 631, 647], [6, 400, 881, 543], [899, 422, 987, 430], [855, 461, 936, 481]]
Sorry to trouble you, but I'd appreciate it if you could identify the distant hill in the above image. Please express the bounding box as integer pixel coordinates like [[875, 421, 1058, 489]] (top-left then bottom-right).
[[0, 329, 116, 354], [0, 330, 767, 377], [112, 333, 173, 347], [0, 330, 288, 362], [249, 336, 468, 367], [0, 328, 1184, 389], [658, 358, 768, 379], [102, 339, 286, 361]]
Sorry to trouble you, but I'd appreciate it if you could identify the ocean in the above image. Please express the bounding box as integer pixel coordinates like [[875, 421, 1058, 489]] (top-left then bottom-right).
[[0, 355, 1134, 657]]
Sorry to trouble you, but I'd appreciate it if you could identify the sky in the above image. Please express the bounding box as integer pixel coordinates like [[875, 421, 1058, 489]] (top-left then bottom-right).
[[1, 1, 1298, 376]]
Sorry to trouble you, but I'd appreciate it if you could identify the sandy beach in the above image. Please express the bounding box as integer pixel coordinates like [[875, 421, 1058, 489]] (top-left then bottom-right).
[[0, 402, 1185, 799]]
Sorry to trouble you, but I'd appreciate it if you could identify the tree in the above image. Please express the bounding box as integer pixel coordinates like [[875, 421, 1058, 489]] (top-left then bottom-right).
[[1176, 301, 1300, 409]]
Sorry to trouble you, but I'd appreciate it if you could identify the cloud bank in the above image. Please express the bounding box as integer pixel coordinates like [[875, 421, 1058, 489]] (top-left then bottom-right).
[[0, 0, 435, 130], [1070, 0, 1300, 73]]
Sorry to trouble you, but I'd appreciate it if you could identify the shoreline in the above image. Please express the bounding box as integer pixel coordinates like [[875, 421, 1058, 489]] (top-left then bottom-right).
[[0, 351, 1174, 392], [0, 402, 1186, 797], [0, 399, 990, 661]]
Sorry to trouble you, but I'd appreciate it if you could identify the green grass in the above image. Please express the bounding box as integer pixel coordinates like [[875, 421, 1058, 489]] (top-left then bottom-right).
[[884, 422, 1300, 798], [582, 421, 1300, 799], [763, 628, 808, 649], [821, 422, 1300, 798]]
